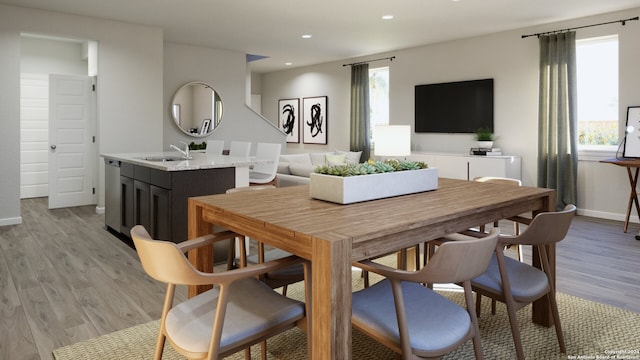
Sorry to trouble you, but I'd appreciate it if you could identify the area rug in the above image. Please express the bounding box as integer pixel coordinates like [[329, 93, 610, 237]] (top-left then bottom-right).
[[53, 268, 640, 360]]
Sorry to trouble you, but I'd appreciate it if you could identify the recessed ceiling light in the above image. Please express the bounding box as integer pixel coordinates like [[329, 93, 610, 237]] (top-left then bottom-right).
[[285, 62, 293, 66], [382, 15, 394, 20], [301, 34, 312, 39]]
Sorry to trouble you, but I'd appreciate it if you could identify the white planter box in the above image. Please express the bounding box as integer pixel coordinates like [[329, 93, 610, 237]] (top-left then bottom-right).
[[310, 167, 438, 204]]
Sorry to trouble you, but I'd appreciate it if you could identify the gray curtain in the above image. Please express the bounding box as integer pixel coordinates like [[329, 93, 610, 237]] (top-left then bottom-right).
[[537, 32, 578, 210], [350, 63, 371, 160]]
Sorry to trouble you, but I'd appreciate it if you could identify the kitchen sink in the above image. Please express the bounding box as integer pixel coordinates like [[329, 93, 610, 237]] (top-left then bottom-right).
[[141, 156, 185, 162]]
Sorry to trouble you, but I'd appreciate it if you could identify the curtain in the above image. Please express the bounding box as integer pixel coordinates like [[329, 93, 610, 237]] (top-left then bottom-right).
[[537, 32, 578, 210], [350, 63, 371, 161]]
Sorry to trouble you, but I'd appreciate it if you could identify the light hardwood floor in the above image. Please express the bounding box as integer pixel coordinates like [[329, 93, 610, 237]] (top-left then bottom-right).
[[1, 197, 639, 360]]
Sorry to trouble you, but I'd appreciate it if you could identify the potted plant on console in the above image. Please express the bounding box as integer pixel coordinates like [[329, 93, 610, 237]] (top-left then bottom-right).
[[475, 127, 494, 149], [309, 159, 438, 204]]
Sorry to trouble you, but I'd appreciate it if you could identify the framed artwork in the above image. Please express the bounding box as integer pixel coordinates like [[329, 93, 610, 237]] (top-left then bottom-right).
[[278, 98, 300, 143], [623, 106, 640, 157], [200, 119, 211, 135], [303, 96, 328, 144]]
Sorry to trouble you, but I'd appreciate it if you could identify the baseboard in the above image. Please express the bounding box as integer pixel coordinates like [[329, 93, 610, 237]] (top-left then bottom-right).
[[0, 216, 23, 226], [95, 206, 105, 215], [578, 208, 638, 224]]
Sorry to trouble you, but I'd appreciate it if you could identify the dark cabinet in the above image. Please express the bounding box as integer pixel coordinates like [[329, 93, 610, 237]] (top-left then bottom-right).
[[150, 185, 172, 241], [117, 162, 235, 246], [133, 180, 151, 234], [120, 163, 135, 236], [120, 163, 170, 241]]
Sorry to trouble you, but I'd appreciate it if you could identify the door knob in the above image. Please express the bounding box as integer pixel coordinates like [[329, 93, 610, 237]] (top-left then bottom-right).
[[50, 145, 57, 150]]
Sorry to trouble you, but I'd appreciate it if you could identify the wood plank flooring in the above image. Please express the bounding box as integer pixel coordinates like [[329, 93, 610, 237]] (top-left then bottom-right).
[[1, 197, 639, 359], [0, 198, 186, 360]]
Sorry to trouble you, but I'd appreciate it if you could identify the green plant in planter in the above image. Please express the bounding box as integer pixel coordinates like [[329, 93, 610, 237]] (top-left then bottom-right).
[[188, 141, 207, 150], [314, 159, 428, 177], [475, 127, 494, 141]]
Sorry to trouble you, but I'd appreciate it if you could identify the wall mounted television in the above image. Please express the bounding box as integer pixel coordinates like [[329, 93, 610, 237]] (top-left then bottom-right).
[[414, 78, 494, 133]]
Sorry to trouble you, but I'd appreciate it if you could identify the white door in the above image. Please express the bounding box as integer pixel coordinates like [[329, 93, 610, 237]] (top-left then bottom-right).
[[20, 73, 50, 198], [48, 74, 96, 209]]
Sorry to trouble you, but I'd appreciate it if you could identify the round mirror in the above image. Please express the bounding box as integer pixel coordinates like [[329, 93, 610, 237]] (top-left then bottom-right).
[[171, 81, 223, 137]]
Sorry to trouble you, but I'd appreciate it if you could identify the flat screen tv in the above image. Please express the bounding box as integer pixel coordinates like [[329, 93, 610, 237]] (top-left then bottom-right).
[[414, 78, 494, 133]]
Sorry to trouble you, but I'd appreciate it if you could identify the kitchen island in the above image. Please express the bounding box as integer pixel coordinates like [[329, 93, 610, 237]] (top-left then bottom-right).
[[101, 152, 254, 248]]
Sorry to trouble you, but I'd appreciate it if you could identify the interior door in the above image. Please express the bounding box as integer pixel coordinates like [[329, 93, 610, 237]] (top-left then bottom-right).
[[48, 74, 96, 209], [20, 73, 49, 198]]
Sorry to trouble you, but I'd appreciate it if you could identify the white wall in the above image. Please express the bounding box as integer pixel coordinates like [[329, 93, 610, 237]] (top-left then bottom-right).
[[0, 28, 22, 225], [21, 37, 87, 74], [163, 42, 284, 154], [261, 62, 351, 154], [0, 4, 163, 225], [261, 8, 640, 223]]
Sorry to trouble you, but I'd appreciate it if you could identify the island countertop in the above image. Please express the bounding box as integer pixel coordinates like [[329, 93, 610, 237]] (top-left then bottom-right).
[[101, 151, 256, 171]]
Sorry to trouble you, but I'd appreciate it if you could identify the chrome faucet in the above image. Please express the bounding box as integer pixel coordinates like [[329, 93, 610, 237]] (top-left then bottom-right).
[[169, 141, 191, 159]]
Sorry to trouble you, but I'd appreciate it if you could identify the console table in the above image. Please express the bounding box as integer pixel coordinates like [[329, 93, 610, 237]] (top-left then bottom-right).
[[600, 158, 640, 234], [406, 152, 521, 180]]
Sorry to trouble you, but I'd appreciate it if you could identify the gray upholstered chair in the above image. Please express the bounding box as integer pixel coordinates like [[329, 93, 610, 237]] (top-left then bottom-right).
[[473, 176, 524, 260], [424, 176, 524, 266], [130, 225, 310, 360], [468, 176, 525, 315], [471, 204, 576, 360], [362, 246, 420, 288], [351, 229, 500, 360]]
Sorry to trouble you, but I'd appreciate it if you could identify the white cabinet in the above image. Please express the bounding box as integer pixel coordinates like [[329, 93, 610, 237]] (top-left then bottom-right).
[[436, 155, 470, 179], [406, 152, 521, 181]]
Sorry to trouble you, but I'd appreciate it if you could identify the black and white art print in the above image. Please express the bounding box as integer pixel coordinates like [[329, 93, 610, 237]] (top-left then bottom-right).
[[303, 96, 328, 144], [278, 98, 299, 143], [623, 106, 640, 157]]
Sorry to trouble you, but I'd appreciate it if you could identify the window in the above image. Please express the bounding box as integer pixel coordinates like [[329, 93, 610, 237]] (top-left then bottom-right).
[[576, 35, 618, 147], [369, 66, 389, 139]]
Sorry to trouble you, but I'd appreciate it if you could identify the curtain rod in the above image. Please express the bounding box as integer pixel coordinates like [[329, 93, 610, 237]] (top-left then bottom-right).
[[343, 56, 396, 67], [522, 16, 638, 39]]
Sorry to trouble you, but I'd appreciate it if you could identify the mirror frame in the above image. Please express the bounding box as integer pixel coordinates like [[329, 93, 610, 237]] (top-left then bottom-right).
[[170, 81, 223, 138]]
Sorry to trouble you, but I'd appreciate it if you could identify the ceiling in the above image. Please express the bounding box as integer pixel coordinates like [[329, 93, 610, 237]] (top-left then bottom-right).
[[2, 0, 640, 73]]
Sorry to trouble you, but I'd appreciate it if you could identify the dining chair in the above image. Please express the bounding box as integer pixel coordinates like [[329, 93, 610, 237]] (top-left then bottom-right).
[[228, 141, 252, 157], [471, 204, 576, 360], [424, 176, 524, 267], [352, 229, 500, 360], [362, 246, 420, 288], [226, 185, 306, 296], [130, 225, 310, 360], [205, 139, 225, 155], [474, 176, 524, 259], [248, 142, 281, 186], [467, 176, 526, 315]]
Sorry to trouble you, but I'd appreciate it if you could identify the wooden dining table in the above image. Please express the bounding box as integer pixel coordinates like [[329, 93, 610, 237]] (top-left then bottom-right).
[[187, 177, 556, 360]]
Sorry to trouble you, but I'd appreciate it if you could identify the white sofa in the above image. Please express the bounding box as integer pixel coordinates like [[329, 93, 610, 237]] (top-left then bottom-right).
[[277, 150, 363, 187]]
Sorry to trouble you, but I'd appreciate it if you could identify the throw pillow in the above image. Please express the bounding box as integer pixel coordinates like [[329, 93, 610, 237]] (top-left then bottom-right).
[[310, 152, 331, 166], [325, 153, 347, 166], [335, 150, 363, 164], [277, 162, 291, 174]]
